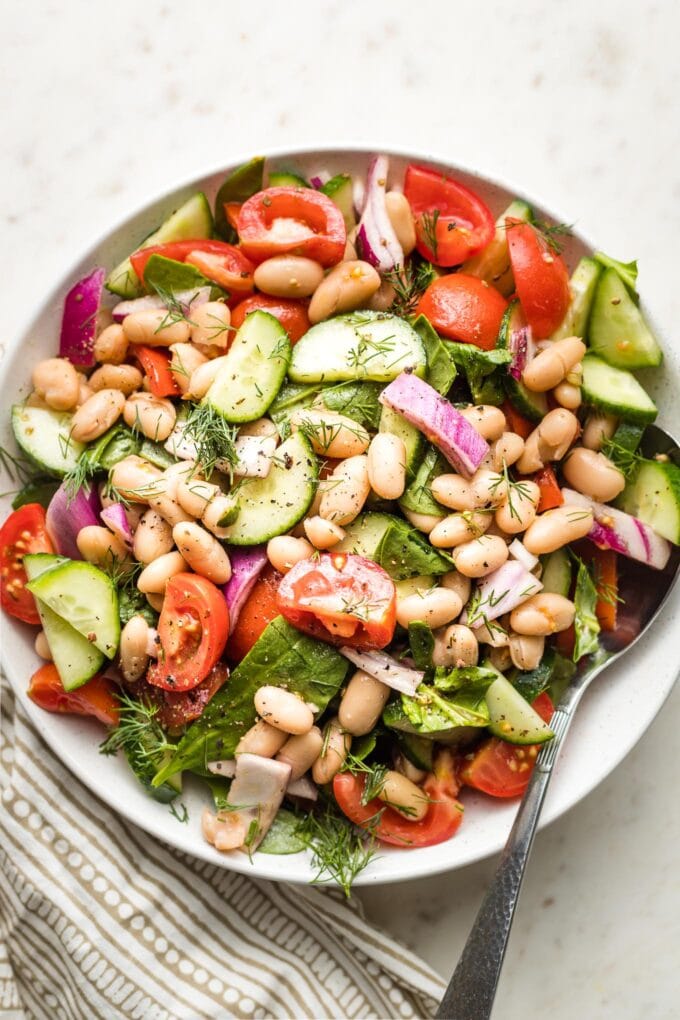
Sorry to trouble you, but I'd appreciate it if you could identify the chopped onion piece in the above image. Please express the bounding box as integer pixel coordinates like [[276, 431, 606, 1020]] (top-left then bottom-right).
[[100, 503, 134, 548], [562, 488, 671, 570], [466, 561, 543, 629], [286, 774, 318, 800], [355, 155, 404, 272], [164, 420, 199, 461], [508, 538, 539, 572], [340, 646, 423, 696], [46, 483, 99, 560], [59, 268, 106, 368], [226, 753, 291, 851], [208, 760, 237, 778], [112, 287, 211, 322], [222, 547, 268, 627]]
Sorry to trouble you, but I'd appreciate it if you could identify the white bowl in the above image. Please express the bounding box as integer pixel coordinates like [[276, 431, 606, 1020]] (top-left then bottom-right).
[[1, 147, 678, 887]]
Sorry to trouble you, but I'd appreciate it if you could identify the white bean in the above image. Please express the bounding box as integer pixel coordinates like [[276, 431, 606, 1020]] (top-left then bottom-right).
[[201, 495, 239, 540], [451, 535, 509, 577], [266, 535, 313, 573], [396, 587, 463, 629], [494, 481, 540, 535], [190, 301, 232, 352], [169, 343, 208, 394], [510, 593, 575, 635], [235, 720, 287, 758], [523, 506, 594, 556], [319, 455, 370, 525], [133, 509, 175, 563], [308, 261, 381, 324], [431, 474, 476, 512], [172, 521, 231, 583], [338, 670, 391, 736], [522, 337, 586, 392], [108, 455, 162, 504], [276, 727, 324, 781], [562, 447, 625, 503], [119, 615, 151, 683], [70, 389, 125, 442], [137, 551, 187, 594], [185, 356, 229, 400], [89, 364, 143, 395], [290, 409, 369, 457], [436, 624, 479, 668], [582, 413, 617, 452], [385, 191, 417, 256], [254, 686, 314, 735], [367, 433, 406, 500], [441, 570, 472, 604], [303, 515, 345, 549], [509, 632, 545, 670], [402, 509, 443, 534], [312, 719, 351, 784], [32, 358, 80, 411], [34, 631, 52, 660], [460, 405, 507, 441], [378, 771, 428, 821], [122, 309, 191, 346], [254, 255, 324, 298], [176, 476, 220, 518], [429, 511, 492, 548], [94, 323, 128, 364], [76, 525, 130, 568], [123, 393, 176, 442]]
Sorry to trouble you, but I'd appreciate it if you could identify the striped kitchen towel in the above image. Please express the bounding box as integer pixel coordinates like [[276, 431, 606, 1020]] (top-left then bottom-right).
[[0, 680, 446, 1020]]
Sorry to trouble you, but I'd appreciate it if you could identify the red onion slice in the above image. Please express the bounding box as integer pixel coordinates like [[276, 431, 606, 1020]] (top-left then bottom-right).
[[340, 646, 423, 696], [59, 268, 106, 368], [356, 155, 404, 272]]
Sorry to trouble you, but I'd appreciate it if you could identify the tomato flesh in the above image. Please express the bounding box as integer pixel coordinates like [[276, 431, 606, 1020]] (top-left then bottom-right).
[[226, 566, 282, 664], [416, 274, 508, 351], [153, 662, 229, 730], [130, 240, 255, 294], [404, 165, 495, 267], [277, 553, 396, 650], [0, 504, 54, 624], [230, 294, 311, 343], [532, 465, 564, 512], [131, 345, 181, 397], [146, 574, 229, 692], [506, 220, 571, 339], [237, 188, 346, 266], [28, 664, 120, 727]]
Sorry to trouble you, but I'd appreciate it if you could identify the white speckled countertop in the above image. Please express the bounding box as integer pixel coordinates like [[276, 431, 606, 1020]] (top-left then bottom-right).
[[2, 1, 678, 1016]]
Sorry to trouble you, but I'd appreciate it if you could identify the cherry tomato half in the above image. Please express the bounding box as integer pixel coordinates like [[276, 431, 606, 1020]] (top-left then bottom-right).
[[28, 663, 120, 727], [333, 749, 464, 848], [416, 274, 508, 351], [237, 188, 346, 266], [0, 504, 54, 624], [130, 240, 255, 294], [404, 165, 495, 267], [460, 693, 554, 798], [146, 573, 229, 692], [277, 553, 396, 650], [230, 294, 311, 343], [506, 220, 570, 339]]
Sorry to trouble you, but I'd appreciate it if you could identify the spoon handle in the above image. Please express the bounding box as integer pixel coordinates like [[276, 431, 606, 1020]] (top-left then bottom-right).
[[435, 707, 572, 1020]]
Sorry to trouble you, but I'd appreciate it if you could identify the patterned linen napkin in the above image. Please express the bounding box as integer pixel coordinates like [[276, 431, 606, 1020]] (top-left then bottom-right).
[[0, 679, 446, 1020]]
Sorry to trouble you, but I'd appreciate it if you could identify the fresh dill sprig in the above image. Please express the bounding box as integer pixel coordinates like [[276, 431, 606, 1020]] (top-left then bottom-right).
[[384, 260, 438, 318], [169, 801, 189, 824], [99, 693, 174, 785], [347, 331, 397, 375], [534, 220, 574, 255], [63, 451, 97, 500], [182, 403, 239, 479], [420, 209, 441, 259], [150, 283, 197, 332], [0, 445, 36, 486], [599, 436, 643, 479], [490, 460, 535, 523], [296, 802, 378, 897]]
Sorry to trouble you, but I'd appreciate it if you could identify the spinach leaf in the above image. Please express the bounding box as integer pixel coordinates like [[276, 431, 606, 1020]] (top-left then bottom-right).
[[412, 315, 457, 395], [573, 558, 601, 660], [384, 668, 495, 736], [12, 477, 59, 510], [446, 343, 511, 405], [268, 382, 318, 424], [201, 773, 231, 811], [152, 617, 348, 786], [318, 381, 383, 429], [374, 516, 451, 580], [144, 254, 210, 295], [349, 731, 378, 762], [408, 621, 435, 670], [399, 444, 448, 518], [214, 156, 265, 242], [258, 809, 306, 855], [118, 586, 158, 628]]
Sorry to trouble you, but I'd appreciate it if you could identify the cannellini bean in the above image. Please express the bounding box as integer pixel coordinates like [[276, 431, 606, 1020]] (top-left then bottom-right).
[[396, 587, 463, 629], [133, 509, 174, 563], [235, 720, 287, 758], [378, 770, 428, 821], [137, 551, 187, 594], [76, 525, 130, 568], [509, 632, 545, 670], [185, 356, 229, 399], [239, 417, 279, 440], [266, 535, 313, 573], [510, 593, 575, 635], [75, 374, 94, 407], [312, 718, 351, 784], [488, 645, 513, 672], [190, 301, 232, 352], [254, 255, 325, 298], [290, 409, 369, 457], [34, 631, 52, 660], [451, 535, 509, 578], [303, 515, 345, 549], [119, 615, 151, 683], [435, 624, 479, 668], [366, 278, 397, 311], [494, 480, 540, 535], [69, 389, 125, 442], [441, 570, 472, 604], [523, 505, 594, 555], [146, 592, 165, 612], [367, 433, 407, 500], [123, 393, 176, 442], [470, 469, 508, 509], [169, 343, 208, 394], [460, 404, 507, 441], [429, 511, 492, 548], [254, 686, 314, 735], [276, 727, 324, 781], [319, 455, 370, 525], [402, 509, 442, 534], [202, 808, 246, 852], [522, 337, 587, 392], [201, 495, 239, 540], [431, 474, 476, 512], [516, 409, 580, 474], [582, 413, 617, 452], [122, 309, 191, 346], [562, 447, 625, 503], [308, 260, 381, 324], [385, 191, 417, 255], [94, 323, 128, 364], [553, 381, 582, 410], [488, 432, 525, 471], [109, 455, 162, 504], [89, 363, 143, 395], [338, 670, 391, 736], [172, 521, 231, 583], [394, 753, 426, 785], [32, 358, 80, 411], [176, 475, 220, 518], [147, 464, 194, 526]]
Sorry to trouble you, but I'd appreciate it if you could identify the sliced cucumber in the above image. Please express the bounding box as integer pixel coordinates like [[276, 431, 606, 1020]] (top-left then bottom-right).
[[462, 199, 533, 297], [618, 459, 680, 544], [268, 170, 310, 188], [497, 302, 548, 423], [550, 256, 602, 341], [589, 268, 662, 369], [12, 405, 85, 477], [224, 432, 317, 545], [334, 512, 394, 558], [394, 575, 435, 599], [594, 251, 638, 294], [378, 405, 424, 481], [27, 560, 120, 659], [268, 382, 318, 425], [24, 554, 105, 690], [105, 192, 213, 298], [205, 311, 291, 423], [396, 732, 434, 771], [321, 173, 356, 231], [581, 354, 658, 425], [289, 312, 426, 384], [486, 674, 554, 745], [540, 548, 572, 597], [214, 156, 265, 242], [139, 438, 177, 470]]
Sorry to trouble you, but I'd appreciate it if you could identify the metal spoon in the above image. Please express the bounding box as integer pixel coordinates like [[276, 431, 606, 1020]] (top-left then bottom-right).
[[436, 424, 680, 1020]]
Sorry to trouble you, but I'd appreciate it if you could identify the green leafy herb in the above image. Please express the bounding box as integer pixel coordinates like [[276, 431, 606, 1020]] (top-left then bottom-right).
[[296, 802, 377, 897], [445, 343, 512, 406], [384, 668, 496, 736], [533, 220, 574, 255], [572, 557, 601, 661], [11, 477, 60, 511], [412, 315, 457, 396], [594, 250, 639, 296], [316, 381, 383, 429], [214, 156, 265, 242], [373, 514, 452, 580], [144, 255, 210, 314], [420, 209, 441, 259], [169, 801, 189, 824], [100, 693, 178, 802], [408, 621, 435, 670], [258, 808, 306, 855], [182, 402, 239, 479], [385, 260, 438, 318], [600, 422, 644, 479], [399, 444, 448, 518], [0, 445, 38, 486]]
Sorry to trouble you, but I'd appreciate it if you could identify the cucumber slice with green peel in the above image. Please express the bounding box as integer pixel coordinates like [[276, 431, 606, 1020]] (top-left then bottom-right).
[[378, 405, 424, 480], [105, 192, 213, 298], [550, 256, 602, 342], [268, 170, 310, 188], [321, 173, 356, 231], [581, 354, 658, 425], [289, 312, 426, 384], [139, 438, 177, 470], [462, 198, 533, 296], [27, 560, 120, 659], [593, 251, 638, 295], [334, 512, 394, 558], [12, 405, 85, 477], [497, 302, 548, 423], [588, 268, 662, 369], [394, 575, 435, 599], [214, 157, 265, 242], [485, 674, 555, 745], [396, 732, 434, 771], [540, 548, 572, 597], [205, 310, 291, 423], [24, 554, 105, 690], [618, 459, 680, 544], [223, 432, 317, 545]]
